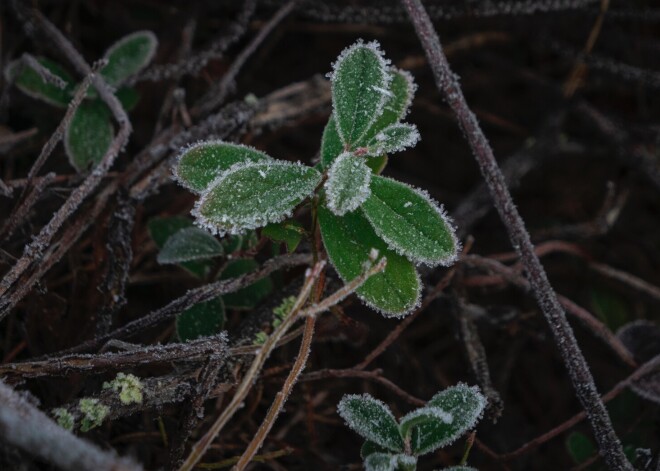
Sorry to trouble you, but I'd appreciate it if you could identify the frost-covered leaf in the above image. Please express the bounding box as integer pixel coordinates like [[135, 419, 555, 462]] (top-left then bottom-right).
[[262, 220, 305, 253], [366, 123, 420, 156], [175, 141, 272, 193], [101, 31, 158, 86], [366, 154, 388, 174], [359, 68, 416, 146], [399, 406, 455, 442], [115, 87, 140, 111], [320, 116, 344, 169], [318, 205, 420, 317], [176, 297, 225, 342], [410, 384, 486, 456], [6, 57, 75, 107], [364, 453, 396, 471], [325, 152, 371, 216], [156, 227, 224, 264], [361, 441, 390, 459], [331, 40, 390, 147], [65, 101, 113, 171], [395, 455, 417, 471], [147, 216, 213, 278], [193, 161, 321, 235], [337, 394, 404, 452], [617, 320, 660, 404], [362, 176, 458, 267], [219, 259, 273, 310]]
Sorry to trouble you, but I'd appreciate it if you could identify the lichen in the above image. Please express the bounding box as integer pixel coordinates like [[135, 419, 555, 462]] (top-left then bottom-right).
[[52, 407, 75, 431], [103, 372, 144, 405], [79, 398, 110, 432], [272, 295, 297, 327]]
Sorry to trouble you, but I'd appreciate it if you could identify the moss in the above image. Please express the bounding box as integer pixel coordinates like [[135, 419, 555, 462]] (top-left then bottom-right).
[[79, 398, 109, 432], [52, 408, 75, 431], [103, 372, 144, 405], [253, 331, 268, 345], [272, 295, 297, 327]]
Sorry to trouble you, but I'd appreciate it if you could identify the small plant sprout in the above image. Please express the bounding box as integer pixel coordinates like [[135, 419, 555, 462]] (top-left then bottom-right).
[[103, 373, 144, 405], [5, 31, 157, 170], [337, 384, 486, 471], [172, 39, 459, 317]]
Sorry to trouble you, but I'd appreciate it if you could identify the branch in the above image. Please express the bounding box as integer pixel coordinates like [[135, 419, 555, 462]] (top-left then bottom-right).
[[400, 1, 632, 469]]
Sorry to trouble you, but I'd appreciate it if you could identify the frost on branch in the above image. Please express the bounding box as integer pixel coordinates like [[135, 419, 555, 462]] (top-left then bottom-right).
[[174, 141, 272, 193], [325, 152, 371, 215], [366, 123, 420, 156], [193, 161, 321, 236], [330, 40, 391, 147], [361, 175, 459, 267], [337, 393, 404, 452], [156, 226, 224, 264]]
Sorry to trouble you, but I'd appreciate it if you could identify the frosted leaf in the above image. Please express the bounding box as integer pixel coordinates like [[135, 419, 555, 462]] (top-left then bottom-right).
[[399, 406, 454, 442], [325, 152, 371, 216], [361, 441, 390, 459], [361, 175, 459, 267], [219, 259, 273, 310], [147, 216, 213, 278], [65, 100, 114, 171], [318, 205, 420, 317], [192, 160, 321, 235], [410, 384, 486, 456], [395, 454, 417, 471], [261, 220, 305, 253], [366, 154, 388, 174], [101, 31, 158, 87], [174, 141, 272, 193], [366, 123, 420, 156], [320, 116, 344, 169], [337, 394, 404, 452], [157, 227, 224, 264], [176, 297, 225, 342], [357, 68, 417, 146], [330, 40, 391, 147], [617, 321, 660, 403], [5, 57, 75, 108], [364, 453, 396, 471]]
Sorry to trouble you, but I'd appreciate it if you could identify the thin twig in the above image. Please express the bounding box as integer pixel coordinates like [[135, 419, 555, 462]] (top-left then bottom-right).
[[400, 1, 632, 468]]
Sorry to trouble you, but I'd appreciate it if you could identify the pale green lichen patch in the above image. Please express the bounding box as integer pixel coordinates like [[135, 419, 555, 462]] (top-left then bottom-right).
[[272, 296, 297, 327], [52, 407, 75, 431], [103, 372, 144, 405], [79, 398, 110, 432]]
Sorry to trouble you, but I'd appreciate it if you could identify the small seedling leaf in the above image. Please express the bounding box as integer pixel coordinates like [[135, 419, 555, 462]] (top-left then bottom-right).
[[399, 406, 455, 442], [193, 161, 321, 236], [318, 205, 420, 316], [325, 152, 371, 216], [101, 31, 158, 86], [65, 101, 113, 171], [147, 216, 213, 278], [361, 441, 390, 459], [320, 116, 344, 169], [362, 175, 459, 266], [364, 453, 396, 471], [395, 455, 417, 471], [410, 384, 486, 455], [358, 68, 416, 146], [366, 123, 420, 156], [175, 141, 272, 193], [262, 221, 305, 253], [6, 57, 75, 107], [219, 259, 273, 310], [331, 40, 390, 147], [156, 227, 223, 264], [337, 394, 404, 452], [176, 297, 225, 342]]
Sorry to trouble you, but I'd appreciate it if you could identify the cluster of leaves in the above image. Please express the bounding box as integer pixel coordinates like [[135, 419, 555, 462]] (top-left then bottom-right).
[[337, 384, 486, 471], [5, 31, 157, 170], [172, 40, 458, 316], [148, 216, 272, 341]]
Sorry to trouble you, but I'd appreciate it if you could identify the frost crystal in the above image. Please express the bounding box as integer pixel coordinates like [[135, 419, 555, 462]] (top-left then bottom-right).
[[325, 152, 371, 216]]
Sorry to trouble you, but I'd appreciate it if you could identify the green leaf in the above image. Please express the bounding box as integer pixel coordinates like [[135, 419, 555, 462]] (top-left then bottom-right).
[[65, 100, 114, 171], [6, 57, 75, 107], [410, 384, 486, 456], [101, 31, 158, 86], [364, 453, 396, 471], [193, 161, 321, 236], [359, 68, 416, 146], [590, 289, 629, 331], [399, 406, 456, 441], [219, 259, 273, 310], [566, 432, 596, 464], [156, 227, 223, 264], [366, 154, 388, 174], [115, 87, 140, 111], [262, 221, 305, 253], [318, 205, 420, 316], [366, 123, 420, 156], [147, 216, 213, 278], [320, 116, 344, 169], [175, 141, 272, 193], [176, 297, 225, 342], [337, 394, 404, 452], [362, 176, 458, 267], [395, 455, 417, 471], [361, 441, 390, 460], [331, 40, 390, 147], [325, 152, 371, 216]]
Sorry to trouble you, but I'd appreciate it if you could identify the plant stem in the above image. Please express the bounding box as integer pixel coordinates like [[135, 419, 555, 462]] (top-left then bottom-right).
[[400, 1, 632, 469]]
